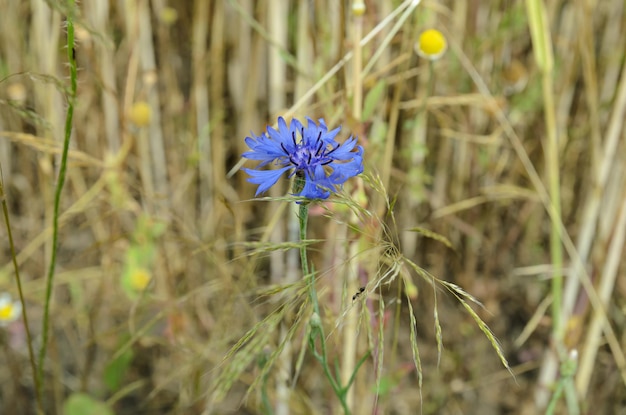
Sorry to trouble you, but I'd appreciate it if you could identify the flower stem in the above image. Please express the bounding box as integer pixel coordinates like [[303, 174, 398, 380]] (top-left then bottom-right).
[[298, 201, 351, 414], [298, 202, 320, 316], [0, 171, 43, 414], [38, 0, 78, 398]]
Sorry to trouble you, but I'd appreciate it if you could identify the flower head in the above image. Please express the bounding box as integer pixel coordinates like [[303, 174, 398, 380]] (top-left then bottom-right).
[[128, 101, 151, 127], [416, 29, 447, 60], [242, 117, 363, 200], [130, 268, 152, 291], [0, 293, 21, 327]]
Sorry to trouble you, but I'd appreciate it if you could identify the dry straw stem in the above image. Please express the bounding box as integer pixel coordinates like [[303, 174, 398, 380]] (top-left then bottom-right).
[[265, 2, 291, 414], [0, 131, 103, 167], [445, 12, 626, 408], [127, 0, 170, 207], [577, 183, 626, 394], [575, 59, 626, 396], [0, 170, 42, 413], [83, 1, 120, 152], [366, 0, 422, 206], [0, 162, 123, 276], [338, 1, 367, 411], [354, 175, 513, 403], [191, 0, 211, 221], [210, 293, 308, 406], [227, 0, 421, 179], [535, 0, 626, 405], [3, 0, 626, 413]]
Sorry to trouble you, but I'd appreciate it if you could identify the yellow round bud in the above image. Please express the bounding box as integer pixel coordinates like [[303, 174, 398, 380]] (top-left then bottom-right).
[[130, 268, 152, 291], [352, 2, 366, 16], [128, 101, 152, 127], [416, 29, 447, 60], [7, 83, 27, 104], [160, 7, 178, 25]]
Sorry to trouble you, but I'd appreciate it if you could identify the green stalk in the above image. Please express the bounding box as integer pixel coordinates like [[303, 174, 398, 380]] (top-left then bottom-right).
[[37, 0, 78, 394], [0, 172, 43, 414], [526, 0, 571, 411], [525, 0, 563, 340], [307, 315, 350, 414], [297, 187, 349, 413], [298, 201, 317, 315], [299, 205, 353, 415], [294, 174, 318, 318], [543, 73, 563, 340], [545, 350, 580, 415]]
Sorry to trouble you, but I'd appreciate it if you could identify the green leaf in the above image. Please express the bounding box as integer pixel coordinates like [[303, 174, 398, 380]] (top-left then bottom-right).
[[126, 243, 156, 266], [63, 393, 113, 415], [103, 344, 134, 391], [362, 80, 387, 120], [374, 375, 395, 396]]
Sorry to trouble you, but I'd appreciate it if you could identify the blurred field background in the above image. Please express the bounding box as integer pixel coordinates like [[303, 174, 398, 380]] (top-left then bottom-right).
[[1, 0, 626, 414]]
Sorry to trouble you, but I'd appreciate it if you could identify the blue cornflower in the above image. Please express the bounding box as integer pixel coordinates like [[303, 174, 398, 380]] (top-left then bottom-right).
[[242, 117, 364, 200]]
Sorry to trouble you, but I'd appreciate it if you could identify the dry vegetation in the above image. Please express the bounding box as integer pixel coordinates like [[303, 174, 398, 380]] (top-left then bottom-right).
[[1, 0, 625, 414]]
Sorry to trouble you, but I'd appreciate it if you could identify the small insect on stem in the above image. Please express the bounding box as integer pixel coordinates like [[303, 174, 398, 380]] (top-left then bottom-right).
[[352, 286, 365, 301]]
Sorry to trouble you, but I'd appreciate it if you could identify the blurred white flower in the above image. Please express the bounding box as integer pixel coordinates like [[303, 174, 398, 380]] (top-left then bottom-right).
[[0, 293, 22, 326]]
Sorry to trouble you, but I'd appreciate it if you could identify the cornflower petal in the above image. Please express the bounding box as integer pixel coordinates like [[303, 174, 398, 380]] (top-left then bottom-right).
[[242, 166, 291, 195], [334, 152, 363, 180], [328, 136, 359, 160], [300, 165, 332, 199], [305, 117, 341, 143], [242, 116, 364, 200], [242, 133, 290, 164], [266, 117, 291, 145]]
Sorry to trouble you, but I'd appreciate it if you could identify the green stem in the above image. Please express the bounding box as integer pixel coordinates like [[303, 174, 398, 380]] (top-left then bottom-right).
[[261, 372, 273, 415], [545, 350, 579, 415], [525, 0, 563, 345], [543, 71, 563, 340], [0, 172, 43, 414], [298, 200, 350, 414], [308, 325, 350, 414], [37, 0, 78, 395], [298, 202, 319, 316]]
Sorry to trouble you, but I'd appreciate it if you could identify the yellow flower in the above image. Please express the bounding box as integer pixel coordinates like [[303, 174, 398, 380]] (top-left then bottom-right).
[[0, 293, 21, 326], [7, 83, 27, 104], [159, 7, 178, 25], [416, 29, 447, 60], [130, 268, 152, 291], [128, 101, 152, 127], [352, 1, 366, 16]]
